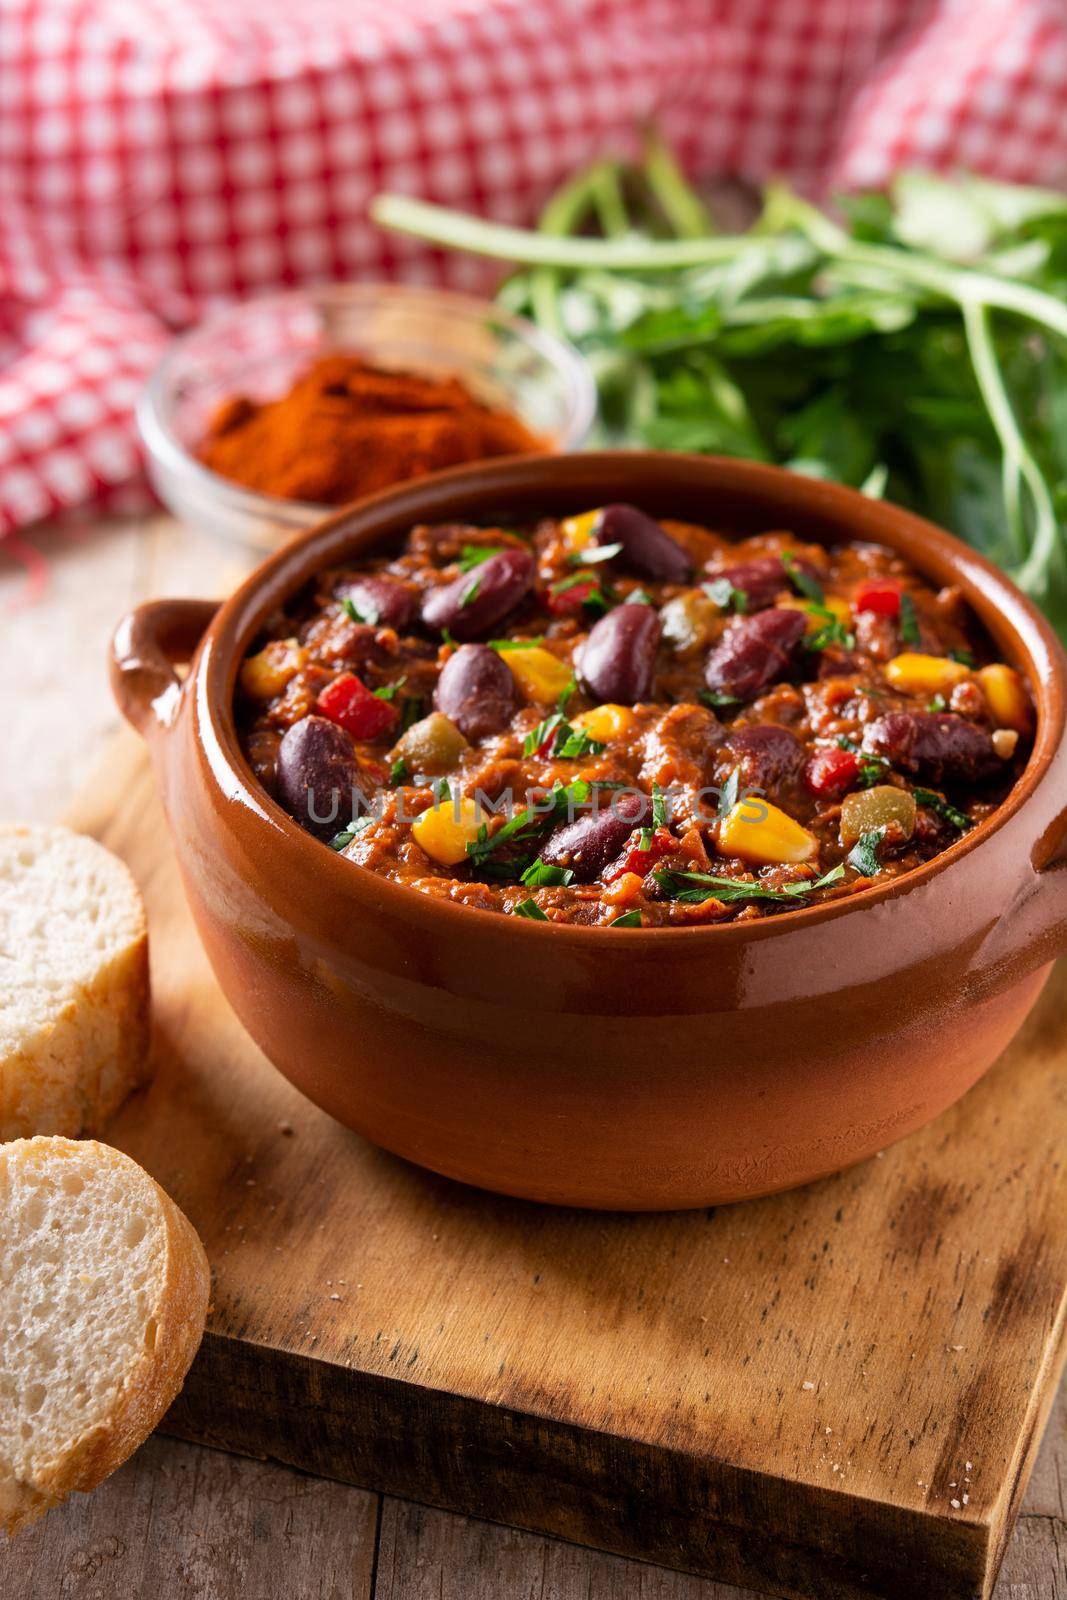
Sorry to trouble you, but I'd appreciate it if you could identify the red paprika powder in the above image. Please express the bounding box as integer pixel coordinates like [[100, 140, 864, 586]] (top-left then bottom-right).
[[197, 354, 546, 505]]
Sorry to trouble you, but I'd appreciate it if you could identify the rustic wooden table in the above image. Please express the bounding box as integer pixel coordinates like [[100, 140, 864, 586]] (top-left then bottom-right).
[[0, 513, 1063, 1600]]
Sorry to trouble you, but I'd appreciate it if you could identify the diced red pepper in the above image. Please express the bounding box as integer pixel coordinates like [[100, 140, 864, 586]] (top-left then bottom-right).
[[547, 577, 599, 616], [853, 579, 902, 617], [316, 673, 398, 741], [603, 826, 675, 883], [804, 746, 861, 797]]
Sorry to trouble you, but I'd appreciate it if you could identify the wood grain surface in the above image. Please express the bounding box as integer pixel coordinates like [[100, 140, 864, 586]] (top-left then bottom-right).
[[0, 514, 1064, 1600]]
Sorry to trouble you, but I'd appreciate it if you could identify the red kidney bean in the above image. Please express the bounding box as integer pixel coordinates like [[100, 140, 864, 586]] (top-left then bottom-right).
[[578, 603, 661, 704], [540, 789, 653, 883], [277, 714, 368, 840], [862, 712, 1001, 786], [337, 576, 414, 632], [596, 504, 691, 583], [421, 549, 534, 639], [723, 723, 806, 790], [705, 555, 821, 611], [434, 643, 516, 741], [704, 607, 807, 702]]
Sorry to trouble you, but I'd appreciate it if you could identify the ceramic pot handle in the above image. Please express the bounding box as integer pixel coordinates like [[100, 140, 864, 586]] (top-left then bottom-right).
[[110, 599, 219, 742]]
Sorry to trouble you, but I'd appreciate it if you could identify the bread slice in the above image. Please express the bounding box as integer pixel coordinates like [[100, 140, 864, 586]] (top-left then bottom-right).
[[0, 1136, 210, 1534], [0, 825, 150, 1140]]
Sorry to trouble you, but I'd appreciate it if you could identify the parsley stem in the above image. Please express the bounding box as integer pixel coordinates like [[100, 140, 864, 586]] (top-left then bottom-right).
[[371, 195, 776, 270]]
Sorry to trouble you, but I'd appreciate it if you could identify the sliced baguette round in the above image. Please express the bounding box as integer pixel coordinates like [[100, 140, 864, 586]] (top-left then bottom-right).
[[0, 1136, 210, 1535], [0, 825, 150, 1140]]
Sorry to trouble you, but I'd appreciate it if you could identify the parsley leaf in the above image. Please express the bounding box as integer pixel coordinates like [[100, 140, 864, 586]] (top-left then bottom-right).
[[390, 757, 408, 785], [460, 574, 482, 608], [328, 815, 376, 851], [898, 592, 920, 646], [373, 676, 406, 702], [912, 786, 974, 831], [846, 827, 885, 876], [557, 672, 578, 714], [342, 594, 380, 626], [521, 858, 575, 887], [718, 767, 740, 818], [513, 897, 548, 920], [703, 577, 748, 614], [458, 544, 503, 572], [488, 636, 546, 652], [654, 863, 843, 906], [612, 909, 643, 928], [699, 688, 742, 710], [783, 554, 824, 605]]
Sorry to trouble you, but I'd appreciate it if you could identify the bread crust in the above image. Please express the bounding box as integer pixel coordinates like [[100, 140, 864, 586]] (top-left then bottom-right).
[[0, 826, 151, 1140], [0, 1139, 210, 1535]]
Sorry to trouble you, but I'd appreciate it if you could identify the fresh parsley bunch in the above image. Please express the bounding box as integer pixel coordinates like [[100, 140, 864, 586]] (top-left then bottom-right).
[[373, 138, 1067, 640]]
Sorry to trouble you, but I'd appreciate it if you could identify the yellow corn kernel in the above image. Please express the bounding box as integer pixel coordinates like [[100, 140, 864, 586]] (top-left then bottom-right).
[[572, 703, 635, 742], [884, 652, 970, 696], [779, 595, 852, 635], [239, 638, 306, 701], [976, 663, 1032, 733], [411, 794, 486, 867], [504, 645, 574, 703], [560, 508, 602, 552], [719, 798, 817, 866]]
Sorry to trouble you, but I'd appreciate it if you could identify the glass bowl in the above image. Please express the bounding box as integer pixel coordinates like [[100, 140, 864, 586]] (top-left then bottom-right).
[[138, 283, 597, 556]]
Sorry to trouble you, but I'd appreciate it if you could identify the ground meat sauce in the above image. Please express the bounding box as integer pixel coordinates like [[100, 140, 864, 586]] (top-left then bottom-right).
[[236, 506, 1035, 929]]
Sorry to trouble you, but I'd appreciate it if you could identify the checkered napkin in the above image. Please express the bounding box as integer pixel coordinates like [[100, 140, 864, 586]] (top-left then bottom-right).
[[3, 0, 1067, 543]]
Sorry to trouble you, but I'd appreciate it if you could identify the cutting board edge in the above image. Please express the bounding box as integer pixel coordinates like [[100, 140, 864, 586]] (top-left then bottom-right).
[[159, 1326, 999, 1600]]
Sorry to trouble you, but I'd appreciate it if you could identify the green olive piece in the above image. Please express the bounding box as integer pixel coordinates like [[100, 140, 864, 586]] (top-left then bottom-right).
[[840, 785, 917, 849], [392, 712, 469, 776]]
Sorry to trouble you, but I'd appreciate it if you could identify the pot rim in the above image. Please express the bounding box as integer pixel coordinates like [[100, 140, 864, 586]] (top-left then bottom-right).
[[196, 451, 1067, 947]]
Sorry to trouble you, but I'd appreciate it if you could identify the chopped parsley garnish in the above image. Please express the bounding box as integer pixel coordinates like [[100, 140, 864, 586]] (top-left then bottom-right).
[[458, 544, 503, 572], [523, 713, 605, 760], [653, 863, 844, 906], [373, 676, 406, 701], [612, 909, 642, 928], [466, 777, 591, 868], [557, 672, 578, 714], [460, 574, 482, 608], [898, 592, 920, 646], [628, 587, 654, 606], [513, 897, 548, 920], [836, 734, 860, 752], [441, 627, 455, 648], [912, 787, 974, 832], [699, 688, 742, 710], [858, 757, 889, 787], [520, 858, 574, 888], [782, 554, 824, 605], [572, 541, 623, 566], [846, 828, 885, 876], [342, 594, 379, 626], [637, 786, 669, 851], [390, 757, 408, 785], [950, 646, 977, 668], [805, 605, 855, 652], [327, 815, 376, 851], [927, 693, 948, 713], [703, 577, 748, 614], [717, 767, 740, 818]]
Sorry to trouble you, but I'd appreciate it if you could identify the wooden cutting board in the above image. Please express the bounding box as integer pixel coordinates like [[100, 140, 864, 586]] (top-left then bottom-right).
[[75, 732, 1067, 1600]]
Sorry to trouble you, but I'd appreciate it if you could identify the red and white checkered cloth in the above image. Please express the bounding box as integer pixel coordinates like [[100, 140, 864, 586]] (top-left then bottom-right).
[[3, 0, 1067, 542]]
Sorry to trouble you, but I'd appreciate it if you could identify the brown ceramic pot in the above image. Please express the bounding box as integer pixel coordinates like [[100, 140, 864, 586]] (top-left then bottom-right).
[[111, 454, 1067, 1210]]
